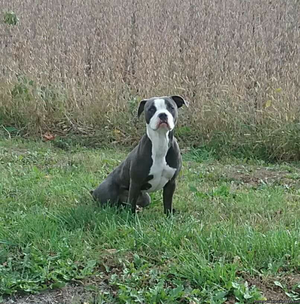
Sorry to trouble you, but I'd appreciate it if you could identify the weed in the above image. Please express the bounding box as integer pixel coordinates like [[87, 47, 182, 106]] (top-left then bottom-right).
[[3, 11, 18, 26]]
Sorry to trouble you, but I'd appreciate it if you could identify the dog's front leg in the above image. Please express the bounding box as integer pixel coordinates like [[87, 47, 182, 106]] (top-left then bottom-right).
[[128, 180, 141, 213], [163, 180, 176, 215]]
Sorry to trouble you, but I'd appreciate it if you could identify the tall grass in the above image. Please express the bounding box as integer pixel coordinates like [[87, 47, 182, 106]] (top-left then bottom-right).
[[0, 0, 300, 160]]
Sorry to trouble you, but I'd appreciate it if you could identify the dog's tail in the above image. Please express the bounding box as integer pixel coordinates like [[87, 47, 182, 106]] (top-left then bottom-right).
[[89, 189, 96, 201], [82, 185, 94, 197]]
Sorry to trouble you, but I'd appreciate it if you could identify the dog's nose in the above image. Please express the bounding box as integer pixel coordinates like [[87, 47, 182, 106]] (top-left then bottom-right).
[[158, 113, 168, 121]]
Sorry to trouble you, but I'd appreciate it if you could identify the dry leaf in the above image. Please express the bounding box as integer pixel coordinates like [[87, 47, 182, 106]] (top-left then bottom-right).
[[43, 132, 55, 141], [265, 100, 272, 108], [105, 249, 117, 254]]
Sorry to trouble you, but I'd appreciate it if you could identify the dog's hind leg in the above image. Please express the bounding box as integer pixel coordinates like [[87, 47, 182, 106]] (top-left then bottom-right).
[[119, 190, 151, 208], [91, 179, 120, 206]]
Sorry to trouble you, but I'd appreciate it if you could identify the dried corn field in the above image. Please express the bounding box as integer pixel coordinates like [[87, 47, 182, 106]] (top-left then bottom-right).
[[0, 0, 300, 159]]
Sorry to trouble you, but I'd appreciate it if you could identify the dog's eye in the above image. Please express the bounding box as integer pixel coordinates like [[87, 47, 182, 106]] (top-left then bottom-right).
[[149, 107, 155, 112]]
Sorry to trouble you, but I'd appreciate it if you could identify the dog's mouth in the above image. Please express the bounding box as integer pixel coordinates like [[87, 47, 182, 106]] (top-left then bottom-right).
[[157, 121, 170, 129]]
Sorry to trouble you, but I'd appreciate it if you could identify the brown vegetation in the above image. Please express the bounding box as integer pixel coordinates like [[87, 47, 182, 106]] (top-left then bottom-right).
[[0, 0, 299, 159]]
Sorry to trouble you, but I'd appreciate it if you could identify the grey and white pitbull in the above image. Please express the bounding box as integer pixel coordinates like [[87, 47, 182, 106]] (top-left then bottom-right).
[[91, 95, 188, 214]]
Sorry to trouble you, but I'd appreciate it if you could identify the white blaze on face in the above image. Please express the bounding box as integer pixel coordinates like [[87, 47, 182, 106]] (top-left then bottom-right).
[[149, 98, 175, 131]]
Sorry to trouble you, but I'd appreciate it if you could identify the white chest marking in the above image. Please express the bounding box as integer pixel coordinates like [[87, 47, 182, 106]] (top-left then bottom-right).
[[146, 126, 176, 192]]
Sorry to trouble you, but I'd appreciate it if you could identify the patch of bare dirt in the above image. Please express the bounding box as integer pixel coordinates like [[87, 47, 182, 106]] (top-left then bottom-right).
[[224, 275, 290, 304], [225, 165, 300, 188], [2, 283, 101, 304], [246, 276, 289, 301], [286, 274, 300, 289], [242, 273, 300, 302], [2, 253, 125, 304], [1, 269, 120, 304]]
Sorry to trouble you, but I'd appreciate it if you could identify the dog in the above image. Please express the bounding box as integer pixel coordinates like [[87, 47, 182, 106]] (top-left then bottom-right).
[[91, 95, 188, 214]]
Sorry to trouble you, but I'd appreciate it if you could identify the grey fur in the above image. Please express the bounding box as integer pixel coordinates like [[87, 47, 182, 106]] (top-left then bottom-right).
[[91, 95, 187, 214]]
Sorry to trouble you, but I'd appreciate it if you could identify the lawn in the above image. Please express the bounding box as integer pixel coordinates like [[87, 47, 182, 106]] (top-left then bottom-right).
[[0, 138, 300, 304]]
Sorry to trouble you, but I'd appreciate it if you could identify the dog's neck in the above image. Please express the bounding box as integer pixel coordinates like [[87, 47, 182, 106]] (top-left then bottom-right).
[[146, 125, 172, 159]]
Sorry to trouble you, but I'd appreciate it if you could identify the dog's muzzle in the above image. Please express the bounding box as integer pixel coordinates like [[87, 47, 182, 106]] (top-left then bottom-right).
[[157, 113, 170, 129]]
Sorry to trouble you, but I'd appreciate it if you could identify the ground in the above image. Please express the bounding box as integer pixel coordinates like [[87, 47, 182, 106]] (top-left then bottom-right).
[[0, 138, 300, 304]]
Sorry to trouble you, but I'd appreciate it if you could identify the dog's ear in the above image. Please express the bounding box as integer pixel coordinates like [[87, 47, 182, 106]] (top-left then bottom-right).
[[137, 99, 148, 118], [170, 95, 189, 108]]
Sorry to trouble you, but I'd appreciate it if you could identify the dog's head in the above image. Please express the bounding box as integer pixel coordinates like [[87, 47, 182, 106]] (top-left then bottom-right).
[[137, 96, 188, 131]]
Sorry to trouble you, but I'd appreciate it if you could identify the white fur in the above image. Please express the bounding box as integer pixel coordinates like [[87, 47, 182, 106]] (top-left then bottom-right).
[[146, 125, 176, 192], [149, 99, 175, 131]]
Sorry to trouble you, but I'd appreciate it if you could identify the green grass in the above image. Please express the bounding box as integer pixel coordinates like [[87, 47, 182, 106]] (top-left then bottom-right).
[[0, 138, 300, 303]]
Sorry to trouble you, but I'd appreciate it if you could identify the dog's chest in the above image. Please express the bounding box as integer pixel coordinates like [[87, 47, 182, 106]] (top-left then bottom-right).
[[144, 128, 177, 192], [147, 158, 176, 192]]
